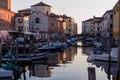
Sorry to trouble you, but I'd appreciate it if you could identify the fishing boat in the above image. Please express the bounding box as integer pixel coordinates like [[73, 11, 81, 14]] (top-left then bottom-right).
[[87, 48, 117, 63], [0, 68, 13, 79], [37, 42, 67, 53]]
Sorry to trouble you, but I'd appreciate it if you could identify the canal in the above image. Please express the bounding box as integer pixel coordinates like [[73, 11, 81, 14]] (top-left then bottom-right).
[[20, 42, 116, 80]]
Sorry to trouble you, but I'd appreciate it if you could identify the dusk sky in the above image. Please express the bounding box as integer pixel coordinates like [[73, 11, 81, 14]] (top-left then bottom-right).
[[12, 0, 117, 34]]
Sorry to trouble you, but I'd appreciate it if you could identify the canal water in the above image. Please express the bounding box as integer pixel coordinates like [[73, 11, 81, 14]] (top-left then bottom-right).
[[21, 42, 116, 80]]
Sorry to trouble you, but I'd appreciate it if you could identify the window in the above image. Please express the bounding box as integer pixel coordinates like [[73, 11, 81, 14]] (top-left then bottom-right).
[[52, 23, 54, 26], [18, 26, 23, 32], [69, 29, 71, 32], [0, 13, 2, 18], [18, 18, 23, 23], [0, 23, 2, 27], [36, 28, 39, 30], [36, 18, 40, 24], [46, 11, 49, 15], [110, 15, 113, 19], [116, 6, 118, 12], [69, 20, 71, 22]]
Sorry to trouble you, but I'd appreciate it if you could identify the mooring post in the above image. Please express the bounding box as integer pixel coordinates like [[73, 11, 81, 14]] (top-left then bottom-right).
[[88, 67, 96, 80]]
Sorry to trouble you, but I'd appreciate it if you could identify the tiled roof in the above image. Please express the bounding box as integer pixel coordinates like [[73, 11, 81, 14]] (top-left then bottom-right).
[[49, 13, 59, 18], [18, 8, 31, 13], [15, 13, 31, 17], [31, 2, 51, 7], [60, 15, 71, 19], [83, 17, 103, 22]]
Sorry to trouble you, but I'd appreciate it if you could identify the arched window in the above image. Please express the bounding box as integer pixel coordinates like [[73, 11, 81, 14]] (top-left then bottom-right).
[[36, 18, 40, 24]]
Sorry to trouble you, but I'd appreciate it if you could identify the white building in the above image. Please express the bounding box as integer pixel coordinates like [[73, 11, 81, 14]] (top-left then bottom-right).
[[29, 2, 52, 39], [101, 10, 113, 38], [94, 17, 103, 36], [82, 17, 103, 37], [82, 18, 95, 36], [31, 2, 52, 15], [15, 13, 30, 33]]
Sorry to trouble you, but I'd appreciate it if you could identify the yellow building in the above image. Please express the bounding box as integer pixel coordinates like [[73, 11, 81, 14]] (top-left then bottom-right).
[[0, 0, 11, 11], [61, 15, 75, 36], [113, 1, 120, 45]]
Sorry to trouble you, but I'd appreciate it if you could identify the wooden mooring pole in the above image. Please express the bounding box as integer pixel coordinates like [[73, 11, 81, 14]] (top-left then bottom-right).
[[88, 67, 96, 80]]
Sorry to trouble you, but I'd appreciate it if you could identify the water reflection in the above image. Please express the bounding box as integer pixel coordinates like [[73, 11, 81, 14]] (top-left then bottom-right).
[[92, 61, 120, 80], [26, 42, 113, 80], [31, 64, 51, 78], [29, 46, 77, 78], [82, 47, 93, 55]]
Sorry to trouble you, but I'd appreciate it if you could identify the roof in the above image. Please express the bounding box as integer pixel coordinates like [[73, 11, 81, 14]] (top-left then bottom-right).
[[84, 18, 94, 22], [18, 8, 31, 13], [0, 8, 15, 14], [31, 2, 51, 7], [83, 17, 103, 23], [15, 13, 31, 17], [49, 13, 59, 18], [60, 15, 71, 19], [102, 10, 113, 17]]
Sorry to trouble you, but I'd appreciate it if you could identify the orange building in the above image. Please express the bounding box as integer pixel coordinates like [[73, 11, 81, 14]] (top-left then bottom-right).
[[0, 9, 15, 30], [48, 13, 66, 40]]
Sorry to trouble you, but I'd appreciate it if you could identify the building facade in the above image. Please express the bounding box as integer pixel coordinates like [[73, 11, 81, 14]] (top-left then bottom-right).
[[82, 17, 103, 37], [113, 1, 119, 45], [15, 13, 30, 34], [82, 18, 95, 36], [62, 15, 75, 36], [31, 2, 52, 15], [0, 9, 15, 30], [0, 0, 11, 11], [101, 10, 113, 38]]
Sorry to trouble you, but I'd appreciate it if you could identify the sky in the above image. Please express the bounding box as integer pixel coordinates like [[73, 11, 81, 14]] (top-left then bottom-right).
[[12, 0, 118, 34]]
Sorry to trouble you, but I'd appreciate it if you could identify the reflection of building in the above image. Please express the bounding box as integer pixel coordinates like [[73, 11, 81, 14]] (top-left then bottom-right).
[[32, 64, 51, 77], [82, 47, 93, 55], [65, 46, 75, 61], [47, 53, 61, 65], [0, 0, 11, 11], [60, 52, 67, 63]]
